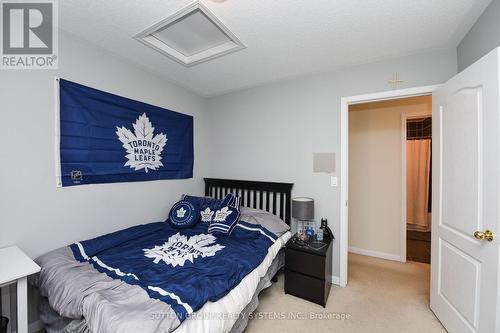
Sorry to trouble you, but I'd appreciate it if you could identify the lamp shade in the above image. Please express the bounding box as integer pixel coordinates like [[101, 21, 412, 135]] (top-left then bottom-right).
[[292, 197, 314, 220]]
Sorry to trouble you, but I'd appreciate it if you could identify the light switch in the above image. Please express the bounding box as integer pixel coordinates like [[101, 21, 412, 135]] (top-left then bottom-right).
[[330, 176, 338, 187]]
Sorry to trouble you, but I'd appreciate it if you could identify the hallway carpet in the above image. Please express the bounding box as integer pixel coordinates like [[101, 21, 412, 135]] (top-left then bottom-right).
[[246, 253, 446, 333]]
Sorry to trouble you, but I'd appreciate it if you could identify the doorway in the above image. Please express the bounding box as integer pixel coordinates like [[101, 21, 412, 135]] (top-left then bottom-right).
[[339, 85, 440, 287], [347, 96, 432, 265], [405, 116, 432, 264]]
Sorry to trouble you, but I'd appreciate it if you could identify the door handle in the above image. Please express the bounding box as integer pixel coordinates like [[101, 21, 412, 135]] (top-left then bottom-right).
[[474, 230, 494, 242]]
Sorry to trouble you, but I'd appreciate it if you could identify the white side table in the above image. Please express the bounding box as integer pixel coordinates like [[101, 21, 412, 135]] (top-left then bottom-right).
[[0, 246, 41, 333]]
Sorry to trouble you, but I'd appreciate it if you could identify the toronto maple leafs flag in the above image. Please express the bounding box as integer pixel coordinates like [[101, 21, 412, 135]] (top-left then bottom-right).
[[56, 79, 193, 187]]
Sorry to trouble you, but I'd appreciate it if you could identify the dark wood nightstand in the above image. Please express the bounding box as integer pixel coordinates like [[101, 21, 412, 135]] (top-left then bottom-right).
[[284, 236, 333, 307]]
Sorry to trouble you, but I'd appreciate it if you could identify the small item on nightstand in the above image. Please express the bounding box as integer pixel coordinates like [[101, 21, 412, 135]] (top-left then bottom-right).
[[316, 228, 324, 241], [320, 218, 334, 240], [297, 232, 308, 242], [292, 236, 308, 247], [306, 226, 315, 238]]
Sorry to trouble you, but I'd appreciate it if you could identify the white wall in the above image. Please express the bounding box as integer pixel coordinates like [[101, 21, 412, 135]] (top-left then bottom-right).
[[348, 96, 432, 260], [457, 0, 500, 72], [206, 48, 457, 279], [0, 30, 210, 259]]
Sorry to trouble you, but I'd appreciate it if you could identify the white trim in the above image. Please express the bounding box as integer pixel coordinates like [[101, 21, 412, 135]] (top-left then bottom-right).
[[349, 246, 403, 262], [75, 242, 89, 260], [90, 256, 139, 281], [341, 85, 441, 106], [340, 94, 349, 288], [54, 77, 62, 187], [339, 85, 441, 288], [148, 286, 194, 314], [76, 242, 139, 280], [400, 110, 432, 264], [331, 275, 340, 285]]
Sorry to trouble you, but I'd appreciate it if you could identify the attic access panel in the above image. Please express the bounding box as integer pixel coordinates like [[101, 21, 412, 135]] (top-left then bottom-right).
[[135, 1, 245, 67]]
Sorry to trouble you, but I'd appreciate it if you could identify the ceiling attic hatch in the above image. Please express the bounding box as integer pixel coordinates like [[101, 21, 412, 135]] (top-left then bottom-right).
[[135, 1, 245, 67]]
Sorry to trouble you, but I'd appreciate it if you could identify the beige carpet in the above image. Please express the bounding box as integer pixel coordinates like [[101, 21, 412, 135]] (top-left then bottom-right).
[[245, 253, 446, 333]]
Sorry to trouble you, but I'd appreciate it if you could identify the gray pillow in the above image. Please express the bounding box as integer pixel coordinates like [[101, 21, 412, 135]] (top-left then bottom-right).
[[239, 207, 290, 237]]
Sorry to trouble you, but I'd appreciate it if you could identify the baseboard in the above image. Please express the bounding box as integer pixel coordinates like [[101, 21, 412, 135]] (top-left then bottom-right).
[[349, 246, 403, 262], [331, 275, 340, 285]]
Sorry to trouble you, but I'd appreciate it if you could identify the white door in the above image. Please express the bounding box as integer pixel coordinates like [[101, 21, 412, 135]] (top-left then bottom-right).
[[431, 48, 500, 333]]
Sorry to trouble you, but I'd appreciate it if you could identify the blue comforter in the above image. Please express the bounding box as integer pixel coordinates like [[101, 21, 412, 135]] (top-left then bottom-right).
[[70, 220, 277, 322]]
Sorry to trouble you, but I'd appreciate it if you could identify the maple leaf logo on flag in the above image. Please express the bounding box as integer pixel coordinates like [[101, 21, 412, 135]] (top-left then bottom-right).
[[143, 233, 225, 267], [116, 113, 167, 173]]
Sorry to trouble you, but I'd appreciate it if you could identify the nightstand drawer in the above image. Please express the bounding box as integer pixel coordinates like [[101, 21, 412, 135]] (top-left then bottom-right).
[[285, 270, 328, 306], [285, 247, 325, 279]]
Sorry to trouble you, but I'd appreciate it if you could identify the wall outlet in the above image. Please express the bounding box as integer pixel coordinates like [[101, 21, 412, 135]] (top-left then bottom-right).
[[330, 176, 338, 187]]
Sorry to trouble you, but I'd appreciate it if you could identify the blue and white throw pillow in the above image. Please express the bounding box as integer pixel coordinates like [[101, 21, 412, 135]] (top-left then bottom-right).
[[184, 193, 236, 223], [208, 204, 241, 235], [168, 200, 199, 229]]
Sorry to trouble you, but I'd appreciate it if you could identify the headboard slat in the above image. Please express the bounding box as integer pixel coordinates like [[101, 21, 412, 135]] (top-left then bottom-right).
[[285, 192, 291, 225], [265, 191, 270, 211], [272, 192, 277, 215], [204, 178, 294, 225], [279, 192, 285, 220]]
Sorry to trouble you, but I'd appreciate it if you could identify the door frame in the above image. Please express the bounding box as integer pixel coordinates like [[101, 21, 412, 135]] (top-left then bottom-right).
[[339, 84, 441, 287]]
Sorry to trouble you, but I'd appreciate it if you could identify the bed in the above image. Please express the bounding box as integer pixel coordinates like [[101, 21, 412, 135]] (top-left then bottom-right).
[[34, 178, 294, 333]]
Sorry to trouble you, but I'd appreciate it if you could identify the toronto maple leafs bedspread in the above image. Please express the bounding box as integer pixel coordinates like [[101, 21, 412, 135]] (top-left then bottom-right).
[[34, 215, 287, 333]]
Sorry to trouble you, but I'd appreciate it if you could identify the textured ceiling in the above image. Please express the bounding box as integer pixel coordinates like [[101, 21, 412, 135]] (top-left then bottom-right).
[[59, 0, 491, 97]]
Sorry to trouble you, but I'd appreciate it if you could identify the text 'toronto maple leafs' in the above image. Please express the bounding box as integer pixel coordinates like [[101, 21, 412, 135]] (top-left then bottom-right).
[[116, 113, 167, 173]]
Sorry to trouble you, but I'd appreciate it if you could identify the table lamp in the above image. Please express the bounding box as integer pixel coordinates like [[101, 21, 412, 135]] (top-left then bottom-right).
[[292, 197, 314, 237]]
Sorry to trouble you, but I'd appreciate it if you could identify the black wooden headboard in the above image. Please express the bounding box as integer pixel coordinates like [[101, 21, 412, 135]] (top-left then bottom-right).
[[204, 178, 294, 225]]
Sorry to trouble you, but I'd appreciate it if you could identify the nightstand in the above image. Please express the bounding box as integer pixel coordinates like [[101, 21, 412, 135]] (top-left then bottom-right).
[[284, 236, 333, 307], [0, 246, 41, 333]]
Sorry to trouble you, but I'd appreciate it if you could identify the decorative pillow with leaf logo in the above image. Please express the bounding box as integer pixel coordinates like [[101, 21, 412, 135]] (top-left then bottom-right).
[[183, 193, 236, 223], [208, 204, 241, 235], [167, 200, 200, 229]]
